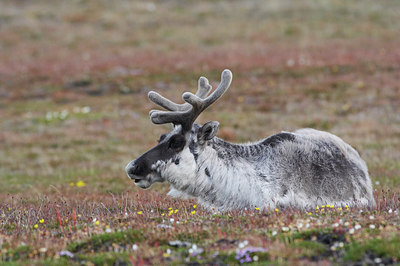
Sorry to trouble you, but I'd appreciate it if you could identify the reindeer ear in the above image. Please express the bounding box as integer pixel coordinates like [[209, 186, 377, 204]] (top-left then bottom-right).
[[198, 121, 219, 144]]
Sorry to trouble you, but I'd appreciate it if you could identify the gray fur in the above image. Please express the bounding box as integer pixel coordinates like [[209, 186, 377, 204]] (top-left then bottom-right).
[[125, 70, 375, 211], [126, 127, 375, 211]]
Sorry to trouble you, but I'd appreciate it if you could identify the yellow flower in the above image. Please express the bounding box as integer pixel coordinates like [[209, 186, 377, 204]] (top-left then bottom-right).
[[137, 211, 143, 215], [191, 210, 196, 215], [330, 205, 334, 208], [161, 213, 165, 216], [174, 209, 178, 213], [345, 205, 349, 209], [34, 224, 38, 229], [307, 212, 312, 215], [168, 207, 173, 210], [338, 207, 342, 211], [69, 182, 74, 186], [193, 205, 197, 209], [255, 207, 260, 211], [321, 205, 325, 208], [95, 220, 100, 226], [326, 205, 330, 208], [168, 210, 173, 216], [315, 206, 319, 210], [76, 181, 86, 187], [78, 214, 81, 218], [39, 219, 44, 224], [274, 208, 279, 212], [163, 253, 170, 258]]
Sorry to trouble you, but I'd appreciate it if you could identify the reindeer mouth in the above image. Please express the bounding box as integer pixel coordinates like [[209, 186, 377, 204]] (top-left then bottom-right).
[[134, 179, 141, 183]]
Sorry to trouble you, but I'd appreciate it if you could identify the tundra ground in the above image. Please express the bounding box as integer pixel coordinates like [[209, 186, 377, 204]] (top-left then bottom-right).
[[0, 0, 399, 265]]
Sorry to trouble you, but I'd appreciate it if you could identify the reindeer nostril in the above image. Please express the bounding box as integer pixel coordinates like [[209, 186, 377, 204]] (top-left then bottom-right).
[[129, 165, 138, 175], [126, 164, 138, 179]]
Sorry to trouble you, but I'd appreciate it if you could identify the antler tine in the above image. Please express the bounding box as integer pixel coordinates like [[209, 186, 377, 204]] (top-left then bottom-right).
[[149, 69, 232, 131], [197, 76, 212, 98], [182, 69, 232, 115], [147, 75, 213, 113], [148, 91, 187, 111]]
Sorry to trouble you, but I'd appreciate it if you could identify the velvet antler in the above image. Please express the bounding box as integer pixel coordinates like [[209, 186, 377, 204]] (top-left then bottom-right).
[[148, 69, 232, 131]]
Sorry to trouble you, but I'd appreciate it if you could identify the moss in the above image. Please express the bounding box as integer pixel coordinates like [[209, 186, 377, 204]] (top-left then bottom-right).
[[291, 240, 327, 258], [67, 229, 143, 253], [343, 236, 400, 262], [76, 252, 131, 266], [5, 245, 32, 261]]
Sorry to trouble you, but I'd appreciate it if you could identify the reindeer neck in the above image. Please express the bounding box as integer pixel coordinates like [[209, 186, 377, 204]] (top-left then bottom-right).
[[189, 137, 269, 211]]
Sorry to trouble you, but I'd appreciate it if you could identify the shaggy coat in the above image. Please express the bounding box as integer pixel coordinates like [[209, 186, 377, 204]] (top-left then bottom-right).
[[125, 69, 375, 211], [164, 126, 375, 211]]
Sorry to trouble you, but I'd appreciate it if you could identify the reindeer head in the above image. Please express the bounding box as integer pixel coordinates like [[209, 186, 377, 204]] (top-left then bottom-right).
[[125, 69, 232, 189]]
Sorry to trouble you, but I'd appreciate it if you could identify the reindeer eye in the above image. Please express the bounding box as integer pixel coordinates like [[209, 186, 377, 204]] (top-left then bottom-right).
[[158, 134, 167, 143], [168, 134, 186, 151]]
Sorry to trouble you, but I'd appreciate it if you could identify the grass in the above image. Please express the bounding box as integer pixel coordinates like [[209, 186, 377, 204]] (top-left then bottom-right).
[[1, 0, 400, 264]]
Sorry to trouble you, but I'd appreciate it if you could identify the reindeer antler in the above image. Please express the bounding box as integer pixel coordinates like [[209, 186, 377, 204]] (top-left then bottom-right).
[[148, 69, 232, 131]]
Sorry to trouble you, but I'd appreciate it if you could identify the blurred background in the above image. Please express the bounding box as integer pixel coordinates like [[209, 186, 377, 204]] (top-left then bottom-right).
[[1, 0, 399, 197]]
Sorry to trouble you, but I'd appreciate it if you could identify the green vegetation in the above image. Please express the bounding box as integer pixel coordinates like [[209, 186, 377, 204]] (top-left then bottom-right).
[[67, 229, 143, 253], [344, 236, 400, 262], [0, 0, 399, 264]]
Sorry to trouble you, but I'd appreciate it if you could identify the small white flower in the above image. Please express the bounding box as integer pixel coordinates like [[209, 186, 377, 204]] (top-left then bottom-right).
[[375, 181, 380, 185], [132, 244, 138, 251], [388, 209, 393, 213], [192, 244, 197, 250], [374, 258, 382, 263], [369, 224, 376, 229], [344, 222, 350, 227], [81, 106, 91, 114], [60, 110, 69, 120], [271, 230, 277, 236], [349, 228, 355, 234], [355, 224, 362, 230], [287, 59, 295, 67], [105, 228, 112, 233], [169, 218, 174, 223], [39, 247, 47, 253], [369, 215, 374, 220], [166, 249, 171, 254], [282, 227, 289, 232], [297, 223, 303, 228], [253, 255, 259, 262], [333, 223, 339, 228], [45, 112, 53, 121]]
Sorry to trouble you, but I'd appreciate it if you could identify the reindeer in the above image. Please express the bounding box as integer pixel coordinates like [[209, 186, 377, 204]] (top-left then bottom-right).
[[125, 69, 375, 211]]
